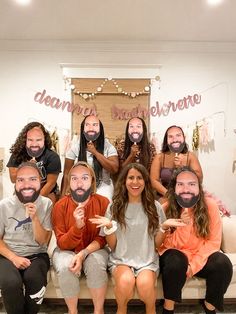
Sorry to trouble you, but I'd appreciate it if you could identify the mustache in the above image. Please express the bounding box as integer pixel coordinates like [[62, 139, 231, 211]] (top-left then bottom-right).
[[179, 192, 195, 197], [172, 141, 182, 144], [75, 188, 87, 193], [20, 188, 36, 192]]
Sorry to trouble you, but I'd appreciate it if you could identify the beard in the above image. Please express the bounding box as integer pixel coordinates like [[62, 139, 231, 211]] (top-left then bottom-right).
[[83, 131, 100, 142], [175, 192, 199, 208], [71, 187, 92, 203], [128, 132, 143, 143], [15, 187, 40, 204], [26, 146, 45, 158], [168, 141, 185, 153]]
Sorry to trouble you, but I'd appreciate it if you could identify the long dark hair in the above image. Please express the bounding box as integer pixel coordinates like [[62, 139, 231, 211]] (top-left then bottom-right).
[[10, 122, 52, 164], [78, 115, 105, 186], [165, 166, 210, 238], [111, 163, 160, 236], [123, 117, 151, 169], [162, 125, 188, 153]]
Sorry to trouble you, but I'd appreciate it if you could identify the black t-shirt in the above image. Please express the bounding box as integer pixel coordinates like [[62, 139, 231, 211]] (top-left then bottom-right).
[[7, 148, 61, 193]]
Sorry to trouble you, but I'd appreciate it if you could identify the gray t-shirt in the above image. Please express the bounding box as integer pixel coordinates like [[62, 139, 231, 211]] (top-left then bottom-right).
[[66, 137, 118, 185], [107, 201, 166, 275], [0, 195, 52, 256]]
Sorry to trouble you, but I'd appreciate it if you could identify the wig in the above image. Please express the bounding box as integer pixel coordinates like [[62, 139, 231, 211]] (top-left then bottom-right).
[[123, 117, 151, 170], [10, 122, 52, 164], [78, 115, 105, 187], [165, 166, 210, 238]]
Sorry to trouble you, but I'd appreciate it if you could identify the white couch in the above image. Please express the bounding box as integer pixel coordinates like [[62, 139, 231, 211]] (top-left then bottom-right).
[[44, 215, 236, 302]]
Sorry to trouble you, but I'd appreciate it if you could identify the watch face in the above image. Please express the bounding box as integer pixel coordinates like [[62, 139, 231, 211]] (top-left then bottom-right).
[[175, 193, 199, 208], [168, 141, 185, 154], [83, 130, 100, 142]]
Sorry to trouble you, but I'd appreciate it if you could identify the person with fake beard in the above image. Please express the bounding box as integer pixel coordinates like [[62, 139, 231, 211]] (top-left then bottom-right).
[[61, 115, 119, 201], [0, 162, 52, 314], [52, 161, 110, 314], [116, 117, 156, 171], [150, 125, 203, 204], [7, 122, 61, 204], [158, 167, 233, 314]]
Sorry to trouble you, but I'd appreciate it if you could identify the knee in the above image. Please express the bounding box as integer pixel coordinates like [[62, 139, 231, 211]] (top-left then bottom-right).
[[115, 273, 135, 291], [208, 253, 233, 277], [84, 250, 108, 274], [52, 250, 73, 274], [162, 250, 188, 275], [1, 276, 22, 292]]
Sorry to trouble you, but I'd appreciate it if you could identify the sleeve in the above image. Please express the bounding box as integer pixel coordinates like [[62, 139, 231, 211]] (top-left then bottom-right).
[[155, 201, 166, 225], [92, 198, 110, 246], [105, 139, 118, 157], [52, 200, 83, 251], [6, 154, 19, 168], [46, 151, 61, 174], [41, 199, 53, 231], [99, 203, 112, 237], [189, 198, 222, 275], [65, 139, 80, 160]]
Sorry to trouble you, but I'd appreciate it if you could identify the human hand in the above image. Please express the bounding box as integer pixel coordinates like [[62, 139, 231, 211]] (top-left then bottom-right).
[[180, 208, 191, 225], [24, 202, 37, 219], [69, 253, 83, 275], [130, 143, 140, 158], [86, 141, 97, 155], [89, 215, 112, 228], [73, 205, 85, 229], [173, 153, 183, 168], [11, 255, 31, 269], [161, 218, 187, 230]]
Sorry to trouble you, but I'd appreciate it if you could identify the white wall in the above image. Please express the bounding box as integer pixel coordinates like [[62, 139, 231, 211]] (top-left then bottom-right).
[[0, 40, 235, 213]]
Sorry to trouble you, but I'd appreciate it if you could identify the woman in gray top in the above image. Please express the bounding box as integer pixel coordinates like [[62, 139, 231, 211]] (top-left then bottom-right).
[[90, 163, 184, 314]]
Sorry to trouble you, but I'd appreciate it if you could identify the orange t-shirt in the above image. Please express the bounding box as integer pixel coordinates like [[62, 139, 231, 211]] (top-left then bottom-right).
[[52, 194, 109, 253], [158, 197, 222, 275]]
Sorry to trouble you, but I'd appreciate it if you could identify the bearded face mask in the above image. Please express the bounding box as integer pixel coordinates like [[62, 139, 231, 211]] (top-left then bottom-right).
[[26, 146, 45, 158], [168, 141, 185, 154], [128, 119, 144, 143], [15, 187, 40, 204], [175, 192, 199, 208], [71, 186, 92, 203]]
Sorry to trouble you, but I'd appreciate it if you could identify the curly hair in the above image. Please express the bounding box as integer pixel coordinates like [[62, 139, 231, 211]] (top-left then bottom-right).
[[10, 122, 52, 164], [78, 115, 105, 187], [110, 163, 160, 237], [165, 166, 210, 238], [123, 117, 151, 170], [162, 125, 188, 153]]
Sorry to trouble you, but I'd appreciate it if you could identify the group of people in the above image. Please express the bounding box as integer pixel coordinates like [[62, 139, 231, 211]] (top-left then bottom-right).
[[0, 115, 233, 314]]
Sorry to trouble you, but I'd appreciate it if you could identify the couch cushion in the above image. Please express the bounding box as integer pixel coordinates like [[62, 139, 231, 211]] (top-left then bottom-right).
[[221, 215, 236, 253]]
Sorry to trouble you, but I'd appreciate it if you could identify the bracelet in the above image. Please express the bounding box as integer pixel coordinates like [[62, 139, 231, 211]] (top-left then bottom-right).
[[159, 225, 169, 234], [103, 220, 118, 235]]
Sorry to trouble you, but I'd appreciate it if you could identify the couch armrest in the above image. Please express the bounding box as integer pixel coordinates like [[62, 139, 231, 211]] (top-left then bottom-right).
[[221, 215, 236, 253]]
